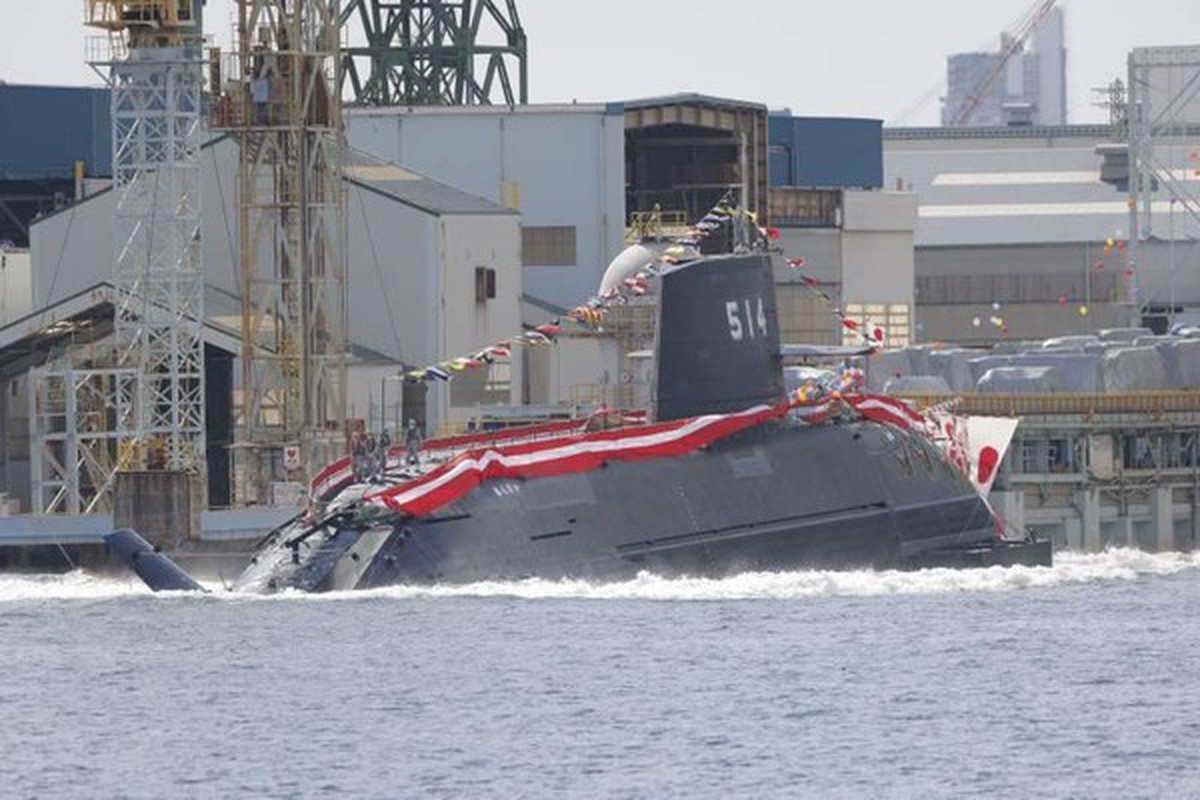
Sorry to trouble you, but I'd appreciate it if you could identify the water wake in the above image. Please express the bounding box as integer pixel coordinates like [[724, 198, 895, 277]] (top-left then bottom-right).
[[2, 549, 1197, 603], [0, 571, 153, 602], [340, 548, 1200, 601]]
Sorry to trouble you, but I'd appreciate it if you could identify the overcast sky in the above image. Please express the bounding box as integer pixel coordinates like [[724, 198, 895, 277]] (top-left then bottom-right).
[[1, 0, 1194, 125]]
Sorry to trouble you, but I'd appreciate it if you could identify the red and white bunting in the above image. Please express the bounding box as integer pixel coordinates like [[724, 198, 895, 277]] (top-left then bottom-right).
[[843, 393, 926, 430], [366, 403, 786, 518]]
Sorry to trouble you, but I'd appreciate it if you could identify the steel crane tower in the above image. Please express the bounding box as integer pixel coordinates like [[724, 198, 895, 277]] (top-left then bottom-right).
[[214, 0, 348, 503], [339, 0, 527, 106], [84, 1, 207, 476], [1126, 46, 1200, 328]]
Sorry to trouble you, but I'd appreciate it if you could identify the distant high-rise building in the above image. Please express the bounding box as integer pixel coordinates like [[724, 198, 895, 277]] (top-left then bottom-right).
[[1033, 7, 1067, 125], [941, 7, 1067, 127]]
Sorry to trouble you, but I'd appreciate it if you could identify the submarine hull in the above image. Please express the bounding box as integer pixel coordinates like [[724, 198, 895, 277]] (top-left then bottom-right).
[[231, 418, 1048, 593], [112, 251, 1051, 596]]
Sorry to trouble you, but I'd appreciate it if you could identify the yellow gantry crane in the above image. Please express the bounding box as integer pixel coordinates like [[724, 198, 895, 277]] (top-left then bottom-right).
[[211, 1, 348, 504]]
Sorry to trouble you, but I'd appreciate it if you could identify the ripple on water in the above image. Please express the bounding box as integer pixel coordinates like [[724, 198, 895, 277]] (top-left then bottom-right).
[[1, 549, 1199, 798]]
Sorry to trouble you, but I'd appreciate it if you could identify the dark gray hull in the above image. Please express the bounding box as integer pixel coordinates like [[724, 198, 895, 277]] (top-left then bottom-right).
[[107, 251, 1051, 595], [230, 417, 1048, 593]]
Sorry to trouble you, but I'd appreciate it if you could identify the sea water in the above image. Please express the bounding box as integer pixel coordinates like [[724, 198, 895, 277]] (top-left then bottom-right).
[[1, 550, 1199, 799]]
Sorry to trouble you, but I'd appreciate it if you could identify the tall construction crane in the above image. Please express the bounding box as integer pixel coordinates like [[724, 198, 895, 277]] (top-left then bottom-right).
[[213, 0, 348, 503], [952, 0, 1058, 127], [84, 2, 207, 478], [339, 0, 527, 106]]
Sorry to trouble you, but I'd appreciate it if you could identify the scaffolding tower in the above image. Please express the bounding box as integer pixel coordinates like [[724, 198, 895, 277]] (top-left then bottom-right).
[[1126, 46, 1200, 325], [213, 0, 348, 502], [339, 0, 527, 106], [37, 1, 208, 515]]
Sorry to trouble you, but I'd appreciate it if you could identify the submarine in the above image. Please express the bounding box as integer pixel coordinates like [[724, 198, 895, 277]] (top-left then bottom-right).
[[107, 246, 1050, 593]]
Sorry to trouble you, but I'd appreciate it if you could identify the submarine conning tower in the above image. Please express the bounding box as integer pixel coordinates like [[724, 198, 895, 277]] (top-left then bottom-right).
[[653, 254, 785, 422]]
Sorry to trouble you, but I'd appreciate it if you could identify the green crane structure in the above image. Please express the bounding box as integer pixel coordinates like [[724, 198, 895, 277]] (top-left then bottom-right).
[[339, 0, 527, 106]]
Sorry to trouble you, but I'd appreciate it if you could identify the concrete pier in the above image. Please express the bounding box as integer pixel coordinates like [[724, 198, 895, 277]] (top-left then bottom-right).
[[113, 471, 204, 549]]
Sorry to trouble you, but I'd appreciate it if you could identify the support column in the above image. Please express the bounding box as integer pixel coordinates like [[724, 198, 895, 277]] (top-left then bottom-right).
[[1151, 486, 1175, 552], [113, 471, 203, 549], [1077, 488, 1102, 552], [1064, 516, 1083, 551]]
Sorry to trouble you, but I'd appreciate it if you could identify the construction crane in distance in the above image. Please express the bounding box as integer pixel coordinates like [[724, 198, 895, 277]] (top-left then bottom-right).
[[952, 0, 1059, 127]]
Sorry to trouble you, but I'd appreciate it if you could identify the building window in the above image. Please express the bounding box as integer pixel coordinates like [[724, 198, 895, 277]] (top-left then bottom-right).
[[1123, 434, 1157, 470], [1047, 438, 1078, 473], [841, 302, 911, 350], [1020, 439, 1046, 474], [475, 266, 496, 303], [522, 226, 577, 266]]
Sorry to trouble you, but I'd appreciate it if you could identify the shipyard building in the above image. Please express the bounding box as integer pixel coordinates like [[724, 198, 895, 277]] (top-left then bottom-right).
[[886, 46, 1200, 343], [0, 84, 913, 521], [347, 95, 917, 409]]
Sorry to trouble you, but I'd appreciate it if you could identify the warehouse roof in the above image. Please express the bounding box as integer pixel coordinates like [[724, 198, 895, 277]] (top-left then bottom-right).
[[31, 136, 514, 228], [0, 283, 242, 381], [346, 151, 513, 217], [621, 93, 768, 114], [884, 125, 1199, 247]]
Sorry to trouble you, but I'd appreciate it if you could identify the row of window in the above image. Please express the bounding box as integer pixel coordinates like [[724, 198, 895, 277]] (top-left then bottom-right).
[[1013, 432, 1200, 474]]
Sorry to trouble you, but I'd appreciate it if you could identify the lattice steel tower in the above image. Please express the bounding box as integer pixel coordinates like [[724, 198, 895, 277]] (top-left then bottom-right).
[[85, 1, 207, 475], [1126, 46, 1200, 326], [214, 0, 348, 500], [339, 0, 527, 106]]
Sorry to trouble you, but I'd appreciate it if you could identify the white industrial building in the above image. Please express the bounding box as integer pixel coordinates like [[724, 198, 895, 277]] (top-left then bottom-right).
[[885, 124, 1200, 343], [350, 98, 918, 365], [770, 190, 918, 350], [349, 103, 627, 311], [2, 136, 521, 512], [27, 135, 521, 424]]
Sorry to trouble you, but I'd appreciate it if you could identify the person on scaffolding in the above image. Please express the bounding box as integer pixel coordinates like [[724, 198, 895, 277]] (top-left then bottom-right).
[[404, 419, 423, 467], [377, 428, 391, 480], [350, 433, 366, 482], [363, 432, 377, 480]]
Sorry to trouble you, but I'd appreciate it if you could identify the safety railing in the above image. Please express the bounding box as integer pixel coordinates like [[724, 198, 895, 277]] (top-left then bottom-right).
[[897, 391, 1200, 417], [626, 209, 691, 242]]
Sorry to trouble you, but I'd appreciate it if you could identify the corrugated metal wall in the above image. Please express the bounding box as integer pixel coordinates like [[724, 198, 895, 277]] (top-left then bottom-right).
[[0, 85, 112, 179], [768, 116, 883, 190], [348, 106, 626, 311]]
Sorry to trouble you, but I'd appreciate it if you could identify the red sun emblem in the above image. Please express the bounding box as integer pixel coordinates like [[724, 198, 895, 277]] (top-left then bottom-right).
[[977, 446, 1000, 485]]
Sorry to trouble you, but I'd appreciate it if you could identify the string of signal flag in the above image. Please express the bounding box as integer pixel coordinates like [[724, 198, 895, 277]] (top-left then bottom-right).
[[399, 197, 887, 385]]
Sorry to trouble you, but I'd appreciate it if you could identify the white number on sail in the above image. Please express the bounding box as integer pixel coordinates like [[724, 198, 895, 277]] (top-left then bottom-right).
[[726, 301, 743, 341]]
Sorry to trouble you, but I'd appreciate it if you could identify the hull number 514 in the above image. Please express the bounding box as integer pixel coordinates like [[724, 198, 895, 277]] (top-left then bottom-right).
[[726, 298, 768, 341]]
